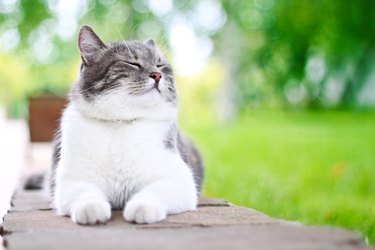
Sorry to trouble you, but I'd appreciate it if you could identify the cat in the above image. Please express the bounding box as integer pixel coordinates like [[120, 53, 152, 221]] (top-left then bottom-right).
[[38, 25, 203, 225]]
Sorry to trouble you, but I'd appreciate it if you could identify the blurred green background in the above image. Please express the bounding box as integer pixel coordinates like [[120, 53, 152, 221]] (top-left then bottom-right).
[[1, 0, 375, 245]]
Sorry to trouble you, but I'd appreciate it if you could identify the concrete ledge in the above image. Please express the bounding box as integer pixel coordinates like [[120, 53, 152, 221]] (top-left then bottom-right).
[[1, 190, 369, 250]]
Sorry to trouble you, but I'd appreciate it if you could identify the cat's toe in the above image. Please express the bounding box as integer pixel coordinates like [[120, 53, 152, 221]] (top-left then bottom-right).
[[71, 199, 111, 225], [124, 199, 166, 224]]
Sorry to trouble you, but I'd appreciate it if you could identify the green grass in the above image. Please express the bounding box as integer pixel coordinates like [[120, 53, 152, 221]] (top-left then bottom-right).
[[184, 111, 375, 245]]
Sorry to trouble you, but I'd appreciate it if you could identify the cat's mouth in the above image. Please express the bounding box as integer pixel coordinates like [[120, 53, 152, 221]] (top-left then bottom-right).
[[144, 84, 161, 94], [154, 84, 161, 93]]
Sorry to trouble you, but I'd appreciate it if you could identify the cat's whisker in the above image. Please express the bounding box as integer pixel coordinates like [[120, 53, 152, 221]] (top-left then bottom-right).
[[123, 42, 132, 55], [158, 35, 169, 55], [115, 26, 125, 41], [129, 22, 142, 41]]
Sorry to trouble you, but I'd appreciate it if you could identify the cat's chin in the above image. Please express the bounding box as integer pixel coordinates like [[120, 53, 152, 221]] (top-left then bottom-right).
[[140, 87, 162, 100], [147, 87, 162, 95], [74, 94, 177, 122]]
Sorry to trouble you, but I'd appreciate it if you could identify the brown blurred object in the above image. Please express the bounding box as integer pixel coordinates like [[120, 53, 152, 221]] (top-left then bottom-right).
[[28, 94, 67, 142]]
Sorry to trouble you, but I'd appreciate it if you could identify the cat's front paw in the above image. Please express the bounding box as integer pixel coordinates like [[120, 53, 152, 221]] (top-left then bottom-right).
[[71, 199, 111, 225], [124, 198, 166, 224]]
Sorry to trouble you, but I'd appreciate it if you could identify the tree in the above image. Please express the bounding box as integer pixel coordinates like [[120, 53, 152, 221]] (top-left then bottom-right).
[[217, 0, 375, 109]]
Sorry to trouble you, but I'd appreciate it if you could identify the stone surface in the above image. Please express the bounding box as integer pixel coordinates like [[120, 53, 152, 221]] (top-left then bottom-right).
[[9, 190, 51, 212], [0, 190, 370, 250], [3, 225, 367, 250]]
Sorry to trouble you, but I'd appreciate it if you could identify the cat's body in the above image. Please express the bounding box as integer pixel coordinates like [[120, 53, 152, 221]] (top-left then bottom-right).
[[48, 25, 203, 225]]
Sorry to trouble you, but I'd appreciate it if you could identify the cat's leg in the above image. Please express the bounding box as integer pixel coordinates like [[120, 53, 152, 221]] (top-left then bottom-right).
[[55, 180, 111, 225], [123, 162, 197, 224]]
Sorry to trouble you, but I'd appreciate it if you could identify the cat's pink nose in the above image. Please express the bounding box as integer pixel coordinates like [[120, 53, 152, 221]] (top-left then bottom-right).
[[149, 72, 162, 83]]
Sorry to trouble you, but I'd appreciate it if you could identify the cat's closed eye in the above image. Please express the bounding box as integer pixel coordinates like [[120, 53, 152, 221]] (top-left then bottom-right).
[[125, 61, 142, 69], [156, 64, 165, 68]]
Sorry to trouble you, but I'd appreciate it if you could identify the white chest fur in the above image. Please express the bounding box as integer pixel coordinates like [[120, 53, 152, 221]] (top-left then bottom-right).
[[54, 104, 197, 224]]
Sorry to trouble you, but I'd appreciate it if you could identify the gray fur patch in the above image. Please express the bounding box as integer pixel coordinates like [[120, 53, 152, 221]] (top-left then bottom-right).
[[176, 131, 204, 193], [163, 124, 204, 192], [164, 124, 178, 151]]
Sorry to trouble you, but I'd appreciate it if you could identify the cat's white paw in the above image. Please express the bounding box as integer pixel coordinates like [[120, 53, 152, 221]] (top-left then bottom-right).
[[71, 199, 111, 225], [124, 198, 166, 224]]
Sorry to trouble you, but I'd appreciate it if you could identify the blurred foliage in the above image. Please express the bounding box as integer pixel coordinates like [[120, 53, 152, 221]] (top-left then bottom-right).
[[1, 0, 375, 117], [218, 0, 375, 109]]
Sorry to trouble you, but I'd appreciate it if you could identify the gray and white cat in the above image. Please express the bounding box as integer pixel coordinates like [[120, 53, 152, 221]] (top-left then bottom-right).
[[50, 25, 203, 224]]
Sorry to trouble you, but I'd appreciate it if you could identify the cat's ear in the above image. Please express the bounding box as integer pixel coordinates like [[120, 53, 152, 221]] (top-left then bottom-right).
[[78, 25, 107, 64], [144, 39, 155, 47]]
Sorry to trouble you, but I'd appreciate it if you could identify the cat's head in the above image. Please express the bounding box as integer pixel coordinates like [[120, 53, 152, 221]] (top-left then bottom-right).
[[72, 25, 177, 122]]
